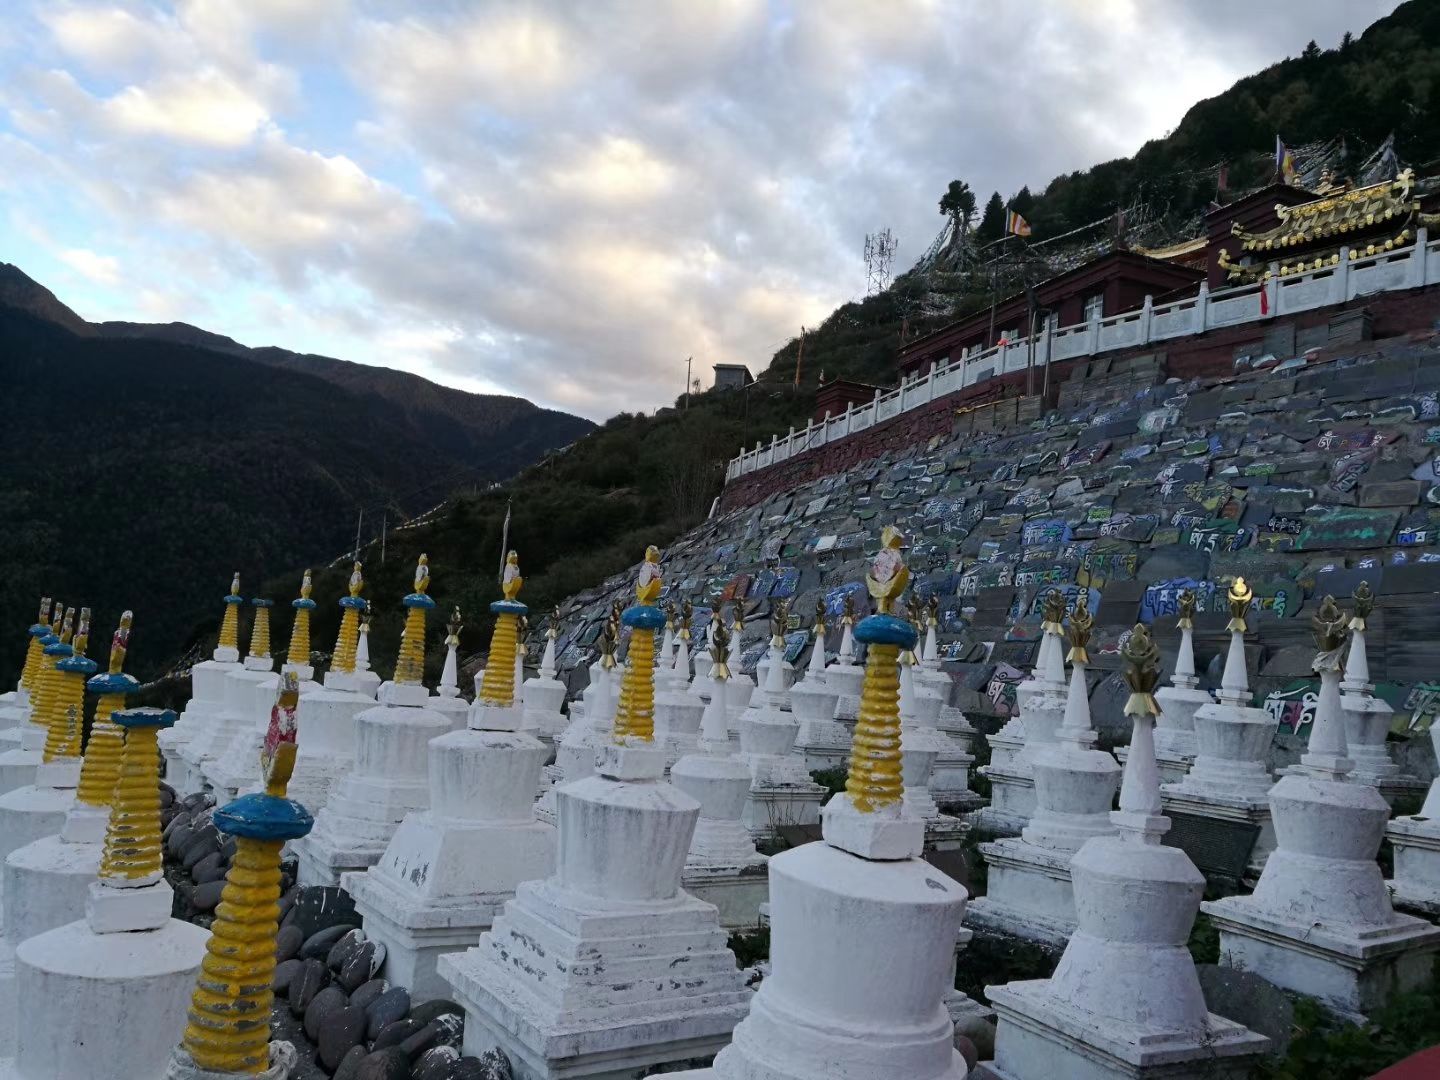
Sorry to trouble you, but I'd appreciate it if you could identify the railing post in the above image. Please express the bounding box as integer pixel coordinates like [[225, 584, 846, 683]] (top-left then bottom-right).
[[1086, 313, 1100, 355], [1140, 295, 1153, 344], [1410, 226, 1428, 288], [823, 409, 832, 443], [1419, 226, 1431, 287], [1196, 281, 1209, 332], [928, 360, 939, 402], [844, 400, 853, 435], [1265, 265, 1279, 316]]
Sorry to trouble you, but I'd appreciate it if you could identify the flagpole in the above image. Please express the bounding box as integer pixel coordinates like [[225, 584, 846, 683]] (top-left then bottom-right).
[[498, 499, 511, 587]]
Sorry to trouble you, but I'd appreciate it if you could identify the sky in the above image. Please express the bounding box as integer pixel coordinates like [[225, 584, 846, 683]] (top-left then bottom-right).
[[0, 1, 1402, 421]]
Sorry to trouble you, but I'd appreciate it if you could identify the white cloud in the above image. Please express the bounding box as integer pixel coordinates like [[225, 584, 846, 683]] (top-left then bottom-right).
[[57, 246, 120, 285], [0, 0, 1406, 420]]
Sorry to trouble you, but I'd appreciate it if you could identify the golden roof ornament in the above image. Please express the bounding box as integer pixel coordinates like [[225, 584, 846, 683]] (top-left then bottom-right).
[[1350, 581, 1373, 632], [866, 526, 909, 615], [1066, 602, 1093, 666], [1226, 577, 1253, 633], [1041, 589, 1066, 635], [1121, 625, 1162, 719]]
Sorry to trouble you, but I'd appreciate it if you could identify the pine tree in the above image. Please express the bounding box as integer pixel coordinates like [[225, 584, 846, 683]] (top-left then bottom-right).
[[977, 191, 1006, 245]]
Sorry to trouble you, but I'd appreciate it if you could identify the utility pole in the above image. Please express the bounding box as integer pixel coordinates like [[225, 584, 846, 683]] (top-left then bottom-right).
[[684, 356, 692, 411], [793, 327, 806, 388], [353, 509, 364, 563], [380, 513, 387, 565]]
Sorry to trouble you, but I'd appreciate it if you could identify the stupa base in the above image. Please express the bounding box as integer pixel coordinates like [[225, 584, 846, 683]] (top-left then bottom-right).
[[1386, 815, 1440, 915], [437, 879, 750, 1080], [0, 787, 75, 867], [969, 768, 1034, 836], [1113, 745, 1193, 787], [981, 979, 1267, 1080], [743, 782, 825, 841], [163, 1044, 295, 1080], [3, 915, 207, 1080], [964, 840, 1079, 949], [1203, 895, 1440, 1020], [0, 749, 42, 800], [682, 861, 769, 930]]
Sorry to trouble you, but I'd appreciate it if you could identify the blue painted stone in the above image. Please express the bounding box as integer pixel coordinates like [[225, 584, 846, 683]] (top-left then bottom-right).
[[853, 613, 917, 649], [339, 596, 368, 611], [404, 593, 438, 610], [56, 654, 98, 675], [28, 624, 49, 637], [622, 604, 666, 630], [490, 599, 528, 616], [225, 594, 245, 605], [251, 597, 274, 608], [214, 792, 315, 841], [112, 707, 177, 729], [39, 634, 58, 647], [293, 597, 318, 611], [87, 671, 139, 694], [42, 642, 73, 658]]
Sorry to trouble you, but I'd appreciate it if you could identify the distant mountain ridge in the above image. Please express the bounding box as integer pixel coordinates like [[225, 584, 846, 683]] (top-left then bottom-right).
[[0, 264, 594, 685]]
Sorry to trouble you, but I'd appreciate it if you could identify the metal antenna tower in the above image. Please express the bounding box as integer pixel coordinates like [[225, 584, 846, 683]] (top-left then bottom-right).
[[864, 228, 898, 295]]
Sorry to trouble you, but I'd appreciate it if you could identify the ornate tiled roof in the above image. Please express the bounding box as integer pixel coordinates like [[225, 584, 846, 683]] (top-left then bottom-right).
[[1232, 170, 1418, 254]]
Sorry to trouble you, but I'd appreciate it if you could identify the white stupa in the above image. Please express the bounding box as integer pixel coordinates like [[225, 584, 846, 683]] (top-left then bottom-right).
[[790, 603, 848, 773], [671, 527, 971, 1080], [0, 607, 72, 798], [985, 625, 1269, 1080], [521, 607, 569, 743], [438, 545, 750, 1079], [294, 554, 457, 886], [1161, 578, 1276, 879], [1338, 580, 1418, 799], [967, 602, 1119, 946], [159, 577, 245, 784], [671, 616, 769, 929], [1150, 589, 1208, 783], [348, 550, 556, 1002], [1204, 594, 1440, 1018], [0, 599, 53, 751]]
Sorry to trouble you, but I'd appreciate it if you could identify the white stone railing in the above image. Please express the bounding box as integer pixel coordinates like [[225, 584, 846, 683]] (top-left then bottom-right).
[[724, 229, 1437, 483]]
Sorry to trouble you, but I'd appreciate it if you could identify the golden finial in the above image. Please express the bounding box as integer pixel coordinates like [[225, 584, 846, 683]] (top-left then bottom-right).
[[59, 606, 75, 645], [903, 594, 926, 663], [1066, 602, 1093, 665], [502, 550, 523, 600], [1176, 588, 1196, 630], [1226, 577, 1253, 633], [1312, 595, 1349, 656], [230, 572, 241, 596], [1041, 589, 1066, 635], [598, 616, 618, 671], [446, 606, 463, 647], [548, 605, 561, 640], [72, 607, 91, 657], [348, 561, 364, 598], [710, 618, 731, 680], [636, 545, 663, 604], [1350, 581, 1373, 632], [299, 568, 313, 600], [770, 598, 790, 646], [733, 603, 745, 632], [866, 526, 909, 614], [813, 598, 827, 636], [518, 615, 529, 658], [927, 593, 939, 627], [50, 603, 65, 636], [394, 554, 436, 685], [679, 599, 693, 641], [841, 593, 855, 626], [414, 553, 431, 595], [1121, 625, 1162, 718], [664, 601, 677, 633], [108, 611, 133, 675]]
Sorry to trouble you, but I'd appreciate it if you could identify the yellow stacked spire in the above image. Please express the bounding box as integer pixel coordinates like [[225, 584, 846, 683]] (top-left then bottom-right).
[[181, 673, 312, 1075], [219, 573, 243, 652], [331, 561, 366, 674], [248, 599, 272, 659], [77, 611, 134, 811], [44, 607, 93, 761], [28, 605, 75, 737], [394, 554, 433, 685], [613, 545, 665, 742], [845, 526, 911, 813], [98, 707, 173, 885], [285, 569, 314, 668], [479, 552, 524, 707], [18, 596, 53, 693]]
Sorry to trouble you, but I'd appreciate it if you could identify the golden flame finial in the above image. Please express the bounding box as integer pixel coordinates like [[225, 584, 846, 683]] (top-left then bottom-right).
[[1066, 601, 1093, 665], [502, 550, 523, 600], [813, 598, 826, 635], [1041, 589, 1066, 633], [1226, 577, 1253, 633], [299, 568, 312, 600], [446, 606, 463, 646], [710, 618, 731, 678], [108, 611, 133, 675], [770, 598, 789, 646], [73, 607, 91, 657], [1350, 581, 1373, 631], [348, 561, 364, 598], [1312, 595, 1349, 655], [1121, 625, 1162, 718], [230, 572, 241, 597], [1176, 588, 1196, 630], [866, 526, 908, 614], [636, 545, 663, 605], [414, 553, 431, 595]]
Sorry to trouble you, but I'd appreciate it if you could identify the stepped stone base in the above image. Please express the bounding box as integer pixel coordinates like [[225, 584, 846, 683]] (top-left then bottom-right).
[[682, 862, 769, 930], [963, 840, 1078, 950]]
